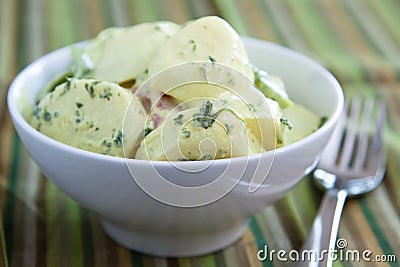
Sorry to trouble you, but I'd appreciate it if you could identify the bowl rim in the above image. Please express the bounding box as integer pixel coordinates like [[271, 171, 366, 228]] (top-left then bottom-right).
[[7, 37, 344, 166]]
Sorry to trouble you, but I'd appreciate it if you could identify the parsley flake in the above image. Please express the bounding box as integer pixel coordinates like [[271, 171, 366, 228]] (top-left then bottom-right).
[[43, 111, 51, 122], [99, 90, 112, 100], [181, 129, 191, 138], [209, 55, 216, 63], [225, 123, 234, 134], [280, 117, 293, 130], [189, 39, 196, 51], [114, 130, 123, 147], [174, 114, 184, 125]]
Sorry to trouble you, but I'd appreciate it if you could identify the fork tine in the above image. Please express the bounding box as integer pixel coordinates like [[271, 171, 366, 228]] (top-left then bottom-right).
[[318, 100, 347, 166], [353, 98, 374, 170], [371, 97, 387, 151], [338, 97, 362, 170]]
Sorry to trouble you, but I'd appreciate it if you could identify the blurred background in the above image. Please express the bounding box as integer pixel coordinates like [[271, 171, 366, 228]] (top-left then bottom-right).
[[0, 0, 399, 266]]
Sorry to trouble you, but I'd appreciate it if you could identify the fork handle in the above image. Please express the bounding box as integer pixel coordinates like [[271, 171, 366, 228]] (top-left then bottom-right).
[[295, 188, 348, 267]]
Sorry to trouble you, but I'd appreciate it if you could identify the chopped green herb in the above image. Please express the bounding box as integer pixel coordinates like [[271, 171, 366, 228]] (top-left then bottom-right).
[[76, 102, 83, 108], [209, 55, 216, 63], [85, 80, 101, 98], [319, 116, 328, 128], [280, 117, 293, 130], [53, 111, 59, 118], [174, 114, 184, 125], [218, 149, 227, 156], [189, 39, 197, 51], [61, 79, 71, 95], [199, 153, 213, 160], [225, 123, 233, 134], [181, 129, 191, 138], [144, 127, 153, 136], [248, 103, 256, 112], [43, 111, 51, 122], [99, 90, 112, 100], [192, 100, 217, 129], [87, 121, 94, 128], [32, 105, 41, 119], [84, 83, 94, 97], [101, 139, 112, 147], [192, 101, 241, 130], [114, 130, 123, 147]]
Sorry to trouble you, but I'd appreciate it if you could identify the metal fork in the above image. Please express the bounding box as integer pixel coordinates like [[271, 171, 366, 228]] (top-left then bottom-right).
[[296, 96, 387, 267]]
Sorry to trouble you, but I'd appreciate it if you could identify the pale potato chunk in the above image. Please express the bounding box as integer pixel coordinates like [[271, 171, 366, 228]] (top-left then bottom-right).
[[73, 21, 180, 84], [135, 101, 262, 161], [280, 103, 321, 145], [31, 78, 146, 157], [164, 82, 283, 151], [148, 16, 254, 81]]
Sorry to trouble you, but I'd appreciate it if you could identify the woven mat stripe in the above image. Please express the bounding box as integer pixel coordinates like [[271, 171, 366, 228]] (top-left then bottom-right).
[[0, 0, 17, 88], [386, 129, 400, 211], [365, 0, 400, 49], [2, 0, 28, 265], [364, 188, 400, 257], [0, 0, 18, 264], [128, 0, 161, 25], [213, 0, 249, 35], [317, 0, 392, 83], [257, 0, 308, 50], [283, 0, 365, 82], [183, 0, 218, 19], [340, 0, 400, 80]]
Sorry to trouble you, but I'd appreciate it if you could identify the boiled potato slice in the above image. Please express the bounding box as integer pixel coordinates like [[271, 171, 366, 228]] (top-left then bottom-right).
[[148, 80, 283, 151], [135, 101, 262, 161], [148, 16, 254, 81], [30, 78, 146, 157], [280, 103, 321, 145], [73, 21, 180, 84]]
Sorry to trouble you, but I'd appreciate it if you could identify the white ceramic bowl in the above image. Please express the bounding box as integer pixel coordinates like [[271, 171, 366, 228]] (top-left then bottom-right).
[[7, 37, 344, 257]]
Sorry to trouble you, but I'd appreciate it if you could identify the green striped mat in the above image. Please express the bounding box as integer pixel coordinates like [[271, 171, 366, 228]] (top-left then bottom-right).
[[0, 0, 399, 266]]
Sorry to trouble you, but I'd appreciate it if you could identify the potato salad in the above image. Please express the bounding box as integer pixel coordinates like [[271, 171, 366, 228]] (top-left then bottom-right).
[[30, 16, 324, 160]]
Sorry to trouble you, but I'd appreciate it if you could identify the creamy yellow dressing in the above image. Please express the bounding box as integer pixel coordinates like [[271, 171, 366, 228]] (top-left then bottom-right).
[[31, 16, 323, 160], [135, 103, 262, 161], [73, 21, 180, 84], [148, 16, 254, 81], [31, 78, 146, 157]]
